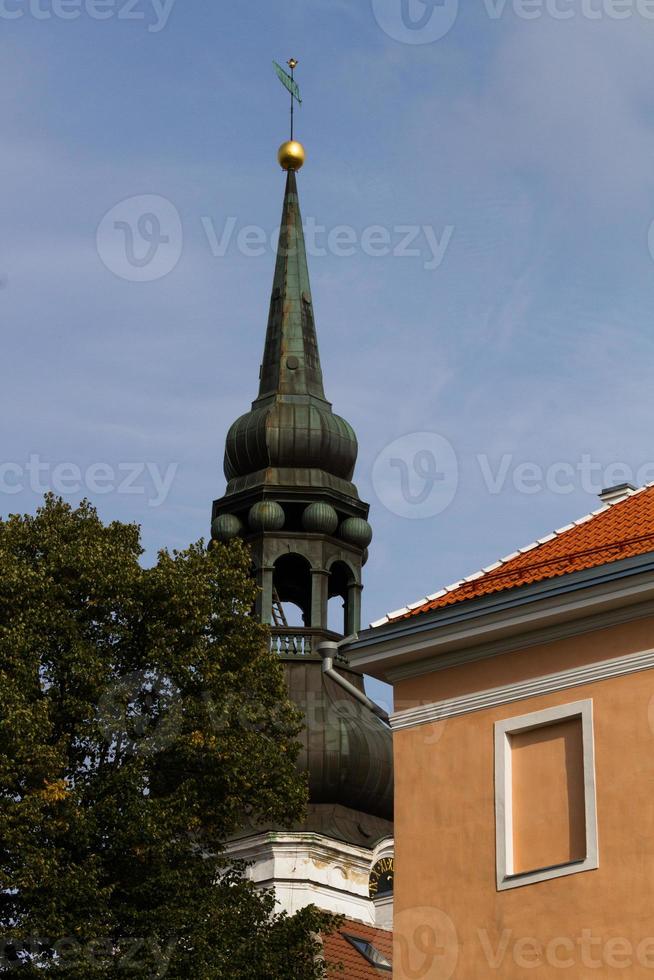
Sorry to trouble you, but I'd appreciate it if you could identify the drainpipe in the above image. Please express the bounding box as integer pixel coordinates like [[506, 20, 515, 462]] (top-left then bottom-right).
[[316, 637, 391, 727]]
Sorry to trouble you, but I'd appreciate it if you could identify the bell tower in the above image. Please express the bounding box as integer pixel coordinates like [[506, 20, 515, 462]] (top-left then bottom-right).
[[211, 111, 392, 924], [211, 148, 373, 650]]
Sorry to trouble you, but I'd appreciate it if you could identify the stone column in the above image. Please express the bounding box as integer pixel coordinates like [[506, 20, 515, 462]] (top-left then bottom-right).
[[256, 564, 275, 624], [311, 568, 329, 631], [346, 581, 363, 636]]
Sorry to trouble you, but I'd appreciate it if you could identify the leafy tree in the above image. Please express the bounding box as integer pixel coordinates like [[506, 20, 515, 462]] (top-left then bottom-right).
[[0, 497, 339, 978]]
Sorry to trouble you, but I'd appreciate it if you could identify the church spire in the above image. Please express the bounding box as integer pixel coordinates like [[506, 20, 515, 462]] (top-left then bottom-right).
[[257, 168, 326, 403], [222, 147, 360, 488]]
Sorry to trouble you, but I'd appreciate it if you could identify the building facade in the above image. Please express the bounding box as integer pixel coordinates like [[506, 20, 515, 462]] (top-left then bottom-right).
[[348, 483, 654, 978]]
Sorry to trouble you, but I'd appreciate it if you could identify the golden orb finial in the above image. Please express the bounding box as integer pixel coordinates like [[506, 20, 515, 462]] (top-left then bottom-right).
[[278, 140, 306, 171]]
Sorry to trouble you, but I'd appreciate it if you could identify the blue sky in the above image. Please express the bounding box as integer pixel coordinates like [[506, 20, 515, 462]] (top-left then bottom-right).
[[3, 0, 654, 706]]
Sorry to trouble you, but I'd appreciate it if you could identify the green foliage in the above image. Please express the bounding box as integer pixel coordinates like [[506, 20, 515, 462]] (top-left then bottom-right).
[[0, 497, 340, 978]]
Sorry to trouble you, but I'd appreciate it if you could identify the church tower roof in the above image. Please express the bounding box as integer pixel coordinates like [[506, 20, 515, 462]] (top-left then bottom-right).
[[211, 137, 390, 833], [223, 167, 359, 488]]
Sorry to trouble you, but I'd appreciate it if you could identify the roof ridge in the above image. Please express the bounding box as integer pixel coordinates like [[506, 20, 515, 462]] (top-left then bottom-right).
[[370, 484, 654, 628]]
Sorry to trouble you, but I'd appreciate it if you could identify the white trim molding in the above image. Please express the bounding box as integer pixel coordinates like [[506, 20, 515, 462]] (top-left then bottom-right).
[[371, 836, 395, 866], [494, 700, 598, 891], [391, 645, 654, 731]]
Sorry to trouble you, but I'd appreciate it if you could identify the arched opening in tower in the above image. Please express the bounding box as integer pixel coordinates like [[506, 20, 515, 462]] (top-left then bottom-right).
[[328, 560, 357, 636], [273, 553, 312, 628]]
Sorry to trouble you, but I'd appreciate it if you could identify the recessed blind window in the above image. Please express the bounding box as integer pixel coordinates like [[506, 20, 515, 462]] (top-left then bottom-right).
[[495, 700, 598, 890], [510, 718, 586, 874]]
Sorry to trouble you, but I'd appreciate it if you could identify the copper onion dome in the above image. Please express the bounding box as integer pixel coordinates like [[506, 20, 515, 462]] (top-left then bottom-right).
[[287, 660, 393, 822]]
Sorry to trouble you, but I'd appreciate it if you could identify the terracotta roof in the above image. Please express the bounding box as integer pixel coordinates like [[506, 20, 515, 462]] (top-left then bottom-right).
[[323, 919, 392, 977], [372, 484, 654, 627]]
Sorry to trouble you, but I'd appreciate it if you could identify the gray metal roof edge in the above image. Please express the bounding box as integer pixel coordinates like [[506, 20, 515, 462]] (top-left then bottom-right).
[[347, 550, 654, 653]]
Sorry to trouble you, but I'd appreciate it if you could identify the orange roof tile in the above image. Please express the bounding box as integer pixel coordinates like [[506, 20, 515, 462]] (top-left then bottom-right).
[[380, 484, 654, 625], [323, 919, 392, 978]]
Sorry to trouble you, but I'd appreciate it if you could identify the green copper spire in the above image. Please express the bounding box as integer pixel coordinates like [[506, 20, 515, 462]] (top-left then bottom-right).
[[257, 170, 326, 402]]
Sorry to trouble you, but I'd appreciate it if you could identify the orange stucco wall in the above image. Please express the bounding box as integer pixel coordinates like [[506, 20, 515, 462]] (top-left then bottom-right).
[[393, 616, 654, 978]]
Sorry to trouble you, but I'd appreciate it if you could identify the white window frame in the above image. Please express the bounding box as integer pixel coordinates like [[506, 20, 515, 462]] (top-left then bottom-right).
[[494, 699, 598, 891]]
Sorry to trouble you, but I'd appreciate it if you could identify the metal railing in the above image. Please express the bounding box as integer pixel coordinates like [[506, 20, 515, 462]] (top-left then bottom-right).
[[270, 627, 343, 659]]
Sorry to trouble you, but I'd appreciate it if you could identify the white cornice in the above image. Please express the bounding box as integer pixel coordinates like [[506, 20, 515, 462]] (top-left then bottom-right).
[[227, 831, 375, 862], [390, 646, 654, 731]]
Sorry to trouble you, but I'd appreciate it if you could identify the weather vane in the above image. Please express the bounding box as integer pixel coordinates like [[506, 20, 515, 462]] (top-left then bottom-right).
[[273, 57, 302, 142]]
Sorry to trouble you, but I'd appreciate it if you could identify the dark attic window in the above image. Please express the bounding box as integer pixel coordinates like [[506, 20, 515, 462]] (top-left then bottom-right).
[[342, 933, 392, 972]]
